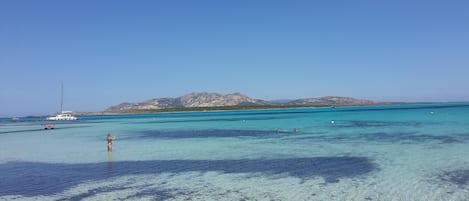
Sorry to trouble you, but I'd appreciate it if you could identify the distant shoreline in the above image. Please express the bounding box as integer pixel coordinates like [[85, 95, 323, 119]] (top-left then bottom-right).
[[73, 102, 459, 117], [74, 105, 328, 116], [3, 102, 469, 119]]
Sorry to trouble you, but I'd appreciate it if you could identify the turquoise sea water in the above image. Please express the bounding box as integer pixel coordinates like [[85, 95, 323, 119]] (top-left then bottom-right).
[[1, 103, 469, 200]]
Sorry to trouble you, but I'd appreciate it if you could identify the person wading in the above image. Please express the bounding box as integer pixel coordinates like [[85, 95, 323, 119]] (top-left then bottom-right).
[[106, 133, 116, 152]]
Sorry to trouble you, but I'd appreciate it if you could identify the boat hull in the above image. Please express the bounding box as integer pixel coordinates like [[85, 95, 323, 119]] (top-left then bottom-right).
[[46, 113, 77, 121], [46, 117, 77, 121]]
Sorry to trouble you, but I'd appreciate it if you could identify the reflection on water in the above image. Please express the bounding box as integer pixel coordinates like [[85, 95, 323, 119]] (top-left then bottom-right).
[[107, 152, 113, 177], [107, 151, 112, 163]]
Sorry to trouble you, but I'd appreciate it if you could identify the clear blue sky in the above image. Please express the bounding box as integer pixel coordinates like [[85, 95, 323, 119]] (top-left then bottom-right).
[[1, 0, 468, 117]]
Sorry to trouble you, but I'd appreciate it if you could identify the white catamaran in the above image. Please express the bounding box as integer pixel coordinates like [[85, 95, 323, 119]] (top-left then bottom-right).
[[46, 85, 77, 121]]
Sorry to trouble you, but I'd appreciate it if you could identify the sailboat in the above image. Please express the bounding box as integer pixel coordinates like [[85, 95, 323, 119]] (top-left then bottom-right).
[[46, 85, 77, 121]]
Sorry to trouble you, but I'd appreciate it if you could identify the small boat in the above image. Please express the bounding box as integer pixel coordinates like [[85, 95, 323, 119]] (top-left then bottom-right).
[[46, 85, 77, 121], [46, 111, 77, 121], [44, 124, 55, 130]]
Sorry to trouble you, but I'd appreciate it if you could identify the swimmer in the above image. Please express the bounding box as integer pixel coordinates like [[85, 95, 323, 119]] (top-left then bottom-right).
[[106, 133, 116, 152]]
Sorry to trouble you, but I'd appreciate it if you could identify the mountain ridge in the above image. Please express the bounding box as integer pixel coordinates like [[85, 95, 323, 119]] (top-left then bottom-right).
[[105, 92, 383, 112]]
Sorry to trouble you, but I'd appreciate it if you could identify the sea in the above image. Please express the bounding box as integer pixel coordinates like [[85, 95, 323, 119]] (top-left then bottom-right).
[[1, 103, 469, 201]]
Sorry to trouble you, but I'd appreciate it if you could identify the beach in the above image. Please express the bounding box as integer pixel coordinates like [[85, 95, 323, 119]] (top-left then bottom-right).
[[1, 103, 469, 200]]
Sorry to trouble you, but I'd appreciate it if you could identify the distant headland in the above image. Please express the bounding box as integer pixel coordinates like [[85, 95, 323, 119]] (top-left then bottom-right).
[[75, 92, 394, 115]]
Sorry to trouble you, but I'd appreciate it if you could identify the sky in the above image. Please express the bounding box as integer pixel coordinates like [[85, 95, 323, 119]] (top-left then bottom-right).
[[1, 0, 468, 117]]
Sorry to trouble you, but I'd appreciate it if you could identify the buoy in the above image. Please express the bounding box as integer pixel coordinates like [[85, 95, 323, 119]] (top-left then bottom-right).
[[331, 120, 335, 124]]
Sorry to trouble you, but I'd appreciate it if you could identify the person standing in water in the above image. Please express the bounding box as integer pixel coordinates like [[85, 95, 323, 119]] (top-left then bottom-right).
[[106, 133, 116, 152]]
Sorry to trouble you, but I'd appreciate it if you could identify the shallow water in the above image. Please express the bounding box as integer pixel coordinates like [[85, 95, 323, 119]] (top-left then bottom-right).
[[1, 103, 469, 200]]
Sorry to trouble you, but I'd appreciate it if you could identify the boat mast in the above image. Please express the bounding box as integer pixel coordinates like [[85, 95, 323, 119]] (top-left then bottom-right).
[[60, 84, 63, 113]]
